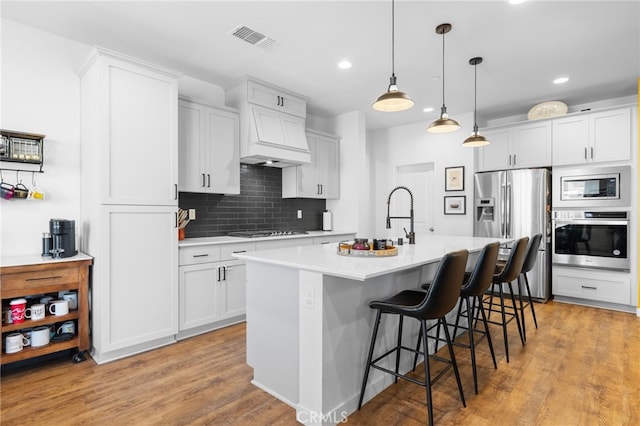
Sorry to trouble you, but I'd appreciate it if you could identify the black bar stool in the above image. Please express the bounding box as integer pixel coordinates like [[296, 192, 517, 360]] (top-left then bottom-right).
[[449, 241, 500, 394], [484, 237, 528, 363], [494, 234, 541, 342], [357, 250, 468, 426], [516, 234, 541, 341]]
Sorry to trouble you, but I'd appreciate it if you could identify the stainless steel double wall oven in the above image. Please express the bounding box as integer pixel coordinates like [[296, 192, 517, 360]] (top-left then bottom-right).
[[551, 166, 631, 271]]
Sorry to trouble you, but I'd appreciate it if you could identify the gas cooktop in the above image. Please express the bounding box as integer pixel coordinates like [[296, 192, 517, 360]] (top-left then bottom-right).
[[228, 230, 308, 238]]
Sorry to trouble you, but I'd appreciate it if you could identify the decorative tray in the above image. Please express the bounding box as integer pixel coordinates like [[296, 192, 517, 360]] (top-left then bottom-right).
[[337, 243, 398, 257]]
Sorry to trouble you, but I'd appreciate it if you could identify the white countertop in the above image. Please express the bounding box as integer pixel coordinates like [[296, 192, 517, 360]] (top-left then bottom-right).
[[234, 235, 510, 281], [178, 230, 355, 247], [0, 252, 94, 268]]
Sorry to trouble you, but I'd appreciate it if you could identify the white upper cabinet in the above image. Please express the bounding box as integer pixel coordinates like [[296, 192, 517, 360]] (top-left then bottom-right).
[[282, 130, 340, 199], [477, 121, 551, 172], [77, 47, 179, 205], [247, 80, 306, 118], [552, 107, 632, 166], [178, 98, 240, 194]]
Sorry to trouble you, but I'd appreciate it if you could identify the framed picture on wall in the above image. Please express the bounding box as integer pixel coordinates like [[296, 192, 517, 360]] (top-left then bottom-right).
[[444, 196, 466, 215], [445, 166, 464, 191]]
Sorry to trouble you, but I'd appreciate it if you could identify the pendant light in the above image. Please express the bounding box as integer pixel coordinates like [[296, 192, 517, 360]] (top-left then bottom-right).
[[372, 0, 414, 112], [427, 23, 460, 133], [463, 57, 490, 147]]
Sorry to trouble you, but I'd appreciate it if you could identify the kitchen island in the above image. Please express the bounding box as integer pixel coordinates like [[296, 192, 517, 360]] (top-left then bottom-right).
[[234, 235, 508, 425]]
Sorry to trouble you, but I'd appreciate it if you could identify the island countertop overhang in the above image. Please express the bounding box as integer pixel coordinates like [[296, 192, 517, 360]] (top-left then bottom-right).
[[234, 235, 511, 281]]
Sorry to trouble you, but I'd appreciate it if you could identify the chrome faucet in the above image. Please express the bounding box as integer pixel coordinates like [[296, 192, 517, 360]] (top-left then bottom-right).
[[386, 186, 415, 244]]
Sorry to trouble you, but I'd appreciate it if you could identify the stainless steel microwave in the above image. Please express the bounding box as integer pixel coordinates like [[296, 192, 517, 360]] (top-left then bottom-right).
[[552, 166, 630, 208]]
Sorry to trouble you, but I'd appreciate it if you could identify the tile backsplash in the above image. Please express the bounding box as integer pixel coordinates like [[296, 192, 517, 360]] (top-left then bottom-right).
[[179, 164, 326, 238]]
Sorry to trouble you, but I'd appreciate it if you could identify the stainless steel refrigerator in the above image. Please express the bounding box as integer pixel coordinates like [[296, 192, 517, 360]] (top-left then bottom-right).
[[473, 168, 551, 301]]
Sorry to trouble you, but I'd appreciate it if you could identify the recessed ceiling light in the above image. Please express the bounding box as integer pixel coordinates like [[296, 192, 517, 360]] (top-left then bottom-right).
[[553, 77, 569, 84], [423, 107, 435, 113], [337, 60, 352, 69]]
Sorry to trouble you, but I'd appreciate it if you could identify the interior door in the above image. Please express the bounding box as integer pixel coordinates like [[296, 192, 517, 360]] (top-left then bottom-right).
[[392, 163, 434, 237]]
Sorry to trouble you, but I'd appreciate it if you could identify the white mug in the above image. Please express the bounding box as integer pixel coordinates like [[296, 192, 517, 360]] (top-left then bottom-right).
[[5, 333, 28, 354], [56, 321, 75, 335], [61, 292, 78, 310], [48, 300, 69, 316], [31, 326, 51, 347], [26, 303, 46, 321]]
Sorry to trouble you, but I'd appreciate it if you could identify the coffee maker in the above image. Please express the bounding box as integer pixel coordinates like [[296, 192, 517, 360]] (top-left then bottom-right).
[[49, 219, 77, 258]]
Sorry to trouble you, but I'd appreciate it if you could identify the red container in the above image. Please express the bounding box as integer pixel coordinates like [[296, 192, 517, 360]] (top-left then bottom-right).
[[10, 298, 27, 324]]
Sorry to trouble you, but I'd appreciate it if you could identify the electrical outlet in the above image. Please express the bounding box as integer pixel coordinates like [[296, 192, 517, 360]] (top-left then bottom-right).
[[188, 209, 196, 220], [297, 210, 303, 219]]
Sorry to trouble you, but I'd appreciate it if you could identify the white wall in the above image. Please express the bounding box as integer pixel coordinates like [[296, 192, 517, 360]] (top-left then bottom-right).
[[0, 19, 89, 256], [0, 19, 230, 257], [369, 112, 476, 238]]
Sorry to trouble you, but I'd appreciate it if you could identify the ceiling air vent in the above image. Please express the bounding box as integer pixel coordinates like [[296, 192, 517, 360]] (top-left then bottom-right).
[[231, 25, 277, 49]]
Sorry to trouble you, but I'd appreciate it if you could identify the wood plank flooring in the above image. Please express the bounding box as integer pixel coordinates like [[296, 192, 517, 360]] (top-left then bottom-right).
[[1, 300, 639, 425]]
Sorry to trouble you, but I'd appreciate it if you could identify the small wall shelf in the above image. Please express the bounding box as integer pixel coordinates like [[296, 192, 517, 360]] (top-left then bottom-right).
[[0, 129, 45, 173]]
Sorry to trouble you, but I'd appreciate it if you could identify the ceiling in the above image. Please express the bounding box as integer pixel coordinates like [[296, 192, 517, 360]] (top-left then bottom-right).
[[2, 1, 639, 131]]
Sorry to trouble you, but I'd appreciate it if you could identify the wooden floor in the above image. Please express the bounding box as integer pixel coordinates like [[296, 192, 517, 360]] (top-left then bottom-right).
[[1, 300, 639, 425]]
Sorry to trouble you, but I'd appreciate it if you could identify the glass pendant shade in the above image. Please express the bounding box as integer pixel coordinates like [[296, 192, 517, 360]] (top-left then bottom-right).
[[372, 0, 414, 112], [373, 75, 414, 112], [428, 23, 459, 133]]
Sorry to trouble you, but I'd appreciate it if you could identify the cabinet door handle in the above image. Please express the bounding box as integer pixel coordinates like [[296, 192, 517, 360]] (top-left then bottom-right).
[[590, 147, 594, 159], [581, 285, 597, 290], [207, 174, 211, 188], [217, 267, 221, 282], [175, 212, 178, 228], [202, 173, 206, 187], [26, 275, 62, 281], [508, 154, 511, 166], [584, 147, 588, 160], [174, 184, 178, 200], [281, 97, 284, 108], [320, 184, 323, 195], [513, 154, 516, 166], [222, 265, 227, 281], [192, 254, 209, 258]]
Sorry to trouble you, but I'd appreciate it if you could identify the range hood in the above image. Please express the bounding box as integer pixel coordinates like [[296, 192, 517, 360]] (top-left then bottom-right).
[[240, 105, 311, 167]]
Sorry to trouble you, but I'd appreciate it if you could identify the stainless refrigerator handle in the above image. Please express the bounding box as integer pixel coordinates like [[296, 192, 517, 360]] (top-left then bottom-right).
[[506, 183, 512, 237], [501, 182, 507, 238]]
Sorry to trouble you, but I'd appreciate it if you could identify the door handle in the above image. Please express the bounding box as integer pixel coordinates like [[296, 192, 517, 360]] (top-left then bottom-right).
[[174, 184, 178, 200], [590, 147, 594, 160], [508, 155, 511, 166], [584, 147, 588, 160], [207, 174, 211, 188], [202, 174, 206, 187], [222, 265, 227, 281], [513, 154, 516, 166]]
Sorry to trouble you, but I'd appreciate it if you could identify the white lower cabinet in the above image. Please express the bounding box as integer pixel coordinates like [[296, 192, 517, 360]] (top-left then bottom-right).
[[552, 266, 631, 306], [177, 243, 254, 339], [177, 233, 356, 339]]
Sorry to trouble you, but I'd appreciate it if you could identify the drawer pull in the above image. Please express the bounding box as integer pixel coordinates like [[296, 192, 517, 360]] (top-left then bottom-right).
[[232, 250, 246, 254], [192, 254, 209, 258], [581, 285, 597, 290], [26, 275, 63, 281]]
